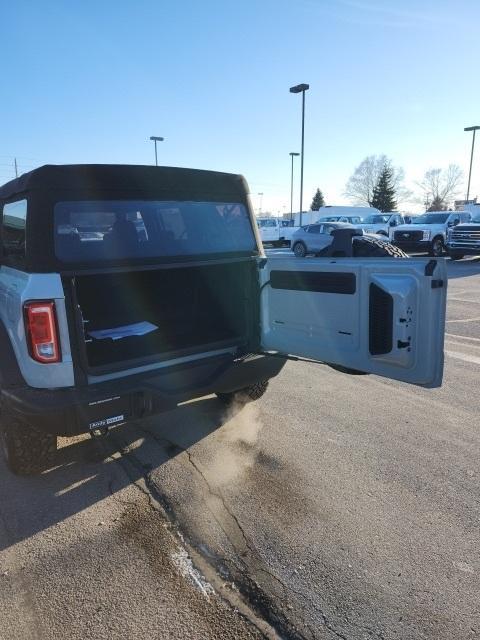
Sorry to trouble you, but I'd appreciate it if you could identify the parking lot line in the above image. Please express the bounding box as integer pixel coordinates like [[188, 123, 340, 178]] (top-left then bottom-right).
[[445, 332, 480, 343], [445, 316, 480, 323], [445, 350, 480, 366], [448, 298, 480, 304]]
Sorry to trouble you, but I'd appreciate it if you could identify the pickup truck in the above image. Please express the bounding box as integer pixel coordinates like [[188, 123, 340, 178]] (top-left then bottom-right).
[[446, 210, 480, 259], [359, 213, 406, 237], [391, 211, 471, 256], [0, 164, 447, 475], [256, 217, 296, 246]]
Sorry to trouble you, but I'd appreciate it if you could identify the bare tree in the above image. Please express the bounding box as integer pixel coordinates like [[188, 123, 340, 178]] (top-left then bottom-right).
[[417, 165, 463, 211], [345, 155, 411, 207]]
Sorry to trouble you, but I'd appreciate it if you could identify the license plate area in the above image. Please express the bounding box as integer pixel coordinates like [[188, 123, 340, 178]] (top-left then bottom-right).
[[83, 395, 132, 431]]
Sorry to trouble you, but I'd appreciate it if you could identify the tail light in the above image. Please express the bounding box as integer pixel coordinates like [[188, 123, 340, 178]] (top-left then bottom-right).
[[24, 301, 61, 363]]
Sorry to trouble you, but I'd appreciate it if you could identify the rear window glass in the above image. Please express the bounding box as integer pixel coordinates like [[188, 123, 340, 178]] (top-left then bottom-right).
[[54, 200, 256, 263]]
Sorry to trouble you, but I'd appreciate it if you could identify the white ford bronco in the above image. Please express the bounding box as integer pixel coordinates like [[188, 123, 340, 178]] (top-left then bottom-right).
[[0, 165, 447, 475]]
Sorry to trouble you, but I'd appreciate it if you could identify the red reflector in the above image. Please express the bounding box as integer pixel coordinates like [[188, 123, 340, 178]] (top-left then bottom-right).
[[24, 302, 61, 363]]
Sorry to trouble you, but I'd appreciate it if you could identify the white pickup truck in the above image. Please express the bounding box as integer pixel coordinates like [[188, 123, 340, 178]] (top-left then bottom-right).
[[256, 217, 296, 246], [391, 211, 471, 256], [359, 212, 406, 237]]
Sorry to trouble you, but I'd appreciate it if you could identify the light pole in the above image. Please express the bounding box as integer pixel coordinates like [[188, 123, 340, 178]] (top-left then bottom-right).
[[289, 152, 300, 220], [149, 136, 164, 166], [289, 83, 309, 226], [257, 192, 264, 214], [464, 126, 480, 201]]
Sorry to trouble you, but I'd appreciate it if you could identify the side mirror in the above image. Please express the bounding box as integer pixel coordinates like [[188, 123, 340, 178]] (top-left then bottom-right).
[[389, 220, 396, 227], [447, 220, 454, 227]]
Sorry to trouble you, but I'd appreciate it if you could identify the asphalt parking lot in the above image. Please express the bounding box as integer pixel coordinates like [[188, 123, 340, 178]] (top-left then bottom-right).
[[0, 254, 479, 640]]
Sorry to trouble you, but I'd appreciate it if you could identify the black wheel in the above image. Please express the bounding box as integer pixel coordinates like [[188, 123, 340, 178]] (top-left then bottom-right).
[[449, 251, 464, 260], [216, 381, 269, 406], [429, 236, 444, 257], [0, 417, 56, 476], [293, 242, 307, 257], [352, 235, 409, 258]]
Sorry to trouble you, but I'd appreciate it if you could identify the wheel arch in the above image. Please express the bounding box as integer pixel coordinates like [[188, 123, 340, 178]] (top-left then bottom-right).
[[0, 321, 26, 389], [293, 240, 307, 254]]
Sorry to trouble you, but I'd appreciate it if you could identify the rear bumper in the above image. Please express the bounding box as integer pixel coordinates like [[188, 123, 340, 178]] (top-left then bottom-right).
[[1, 353, 286, 437]]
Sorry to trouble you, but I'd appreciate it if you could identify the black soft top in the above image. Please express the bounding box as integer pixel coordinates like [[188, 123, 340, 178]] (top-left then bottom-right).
[[0, 164, 253, 272], [0, 164, 249, 201]]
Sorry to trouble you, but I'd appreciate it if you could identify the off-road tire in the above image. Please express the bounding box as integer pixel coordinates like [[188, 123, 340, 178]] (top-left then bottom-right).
[[352, 235, 409, 258], [0, 417, 57, 476], [216, 380, 269, 406], [429, 236, 444, 257], [293, 242, 307, 257], [449, 251, 464, 260]]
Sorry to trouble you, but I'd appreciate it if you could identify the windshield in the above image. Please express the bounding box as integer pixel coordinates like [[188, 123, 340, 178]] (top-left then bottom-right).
[[412, 213, 450, 224], [256, 218, 277, 227], [363, 215, 391, 224], [54, 200, 257, 263]]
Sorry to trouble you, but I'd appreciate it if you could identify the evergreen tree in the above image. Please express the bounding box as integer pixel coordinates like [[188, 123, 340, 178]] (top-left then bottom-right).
[[427, 196, 447, 211], [310, 188, 325, 210], [371, 165, 397, 212]]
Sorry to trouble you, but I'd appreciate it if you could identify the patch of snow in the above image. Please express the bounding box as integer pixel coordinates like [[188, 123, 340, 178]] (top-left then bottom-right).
[[172, 550, 215, 597]]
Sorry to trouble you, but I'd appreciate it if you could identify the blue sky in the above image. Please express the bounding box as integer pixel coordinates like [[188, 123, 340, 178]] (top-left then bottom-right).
[[1, 0, 479, 213]]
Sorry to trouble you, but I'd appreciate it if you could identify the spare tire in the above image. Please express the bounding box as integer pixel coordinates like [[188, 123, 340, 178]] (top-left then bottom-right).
[[352, 235, 409, 258]]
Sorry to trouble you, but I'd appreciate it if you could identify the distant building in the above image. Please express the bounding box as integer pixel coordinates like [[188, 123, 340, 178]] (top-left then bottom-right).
[[455, 198, 477, 211]]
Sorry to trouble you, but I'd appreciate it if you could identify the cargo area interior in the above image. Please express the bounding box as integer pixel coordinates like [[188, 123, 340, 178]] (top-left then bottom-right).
[[72, 261, 257, 370]]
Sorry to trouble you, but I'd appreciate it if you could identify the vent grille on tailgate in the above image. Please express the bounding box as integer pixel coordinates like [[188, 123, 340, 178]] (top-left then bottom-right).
[[369, 283, 393, 355]]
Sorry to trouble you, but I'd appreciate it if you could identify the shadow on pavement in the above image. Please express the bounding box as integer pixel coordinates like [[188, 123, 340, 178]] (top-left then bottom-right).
[[0, 396, 234, 552]]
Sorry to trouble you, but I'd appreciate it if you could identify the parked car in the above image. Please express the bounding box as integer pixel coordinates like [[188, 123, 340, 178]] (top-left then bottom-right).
[[0, 165, 447, 475], [291, 222, 397, 257], [359, 212, 406, 237], [446, 210, 480, 259], [391, 211, 471, 256]]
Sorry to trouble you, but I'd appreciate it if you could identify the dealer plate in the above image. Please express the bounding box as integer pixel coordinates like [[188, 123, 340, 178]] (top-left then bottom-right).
[[82, 394, 132, 431]]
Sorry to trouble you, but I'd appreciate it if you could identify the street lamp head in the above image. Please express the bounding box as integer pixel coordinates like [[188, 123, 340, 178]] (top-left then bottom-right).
[[464, 126, 480, 132], [289, 152, 300, 157], [289, 83, 309, 94], [150, 136, 164, 141]]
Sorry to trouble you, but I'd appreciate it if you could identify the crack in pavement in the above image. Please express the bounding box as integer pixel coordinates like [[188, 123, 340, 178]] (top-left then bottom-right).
[[120, 426, 308, 640], [105, 426, 381, 640], [139, 426, 360, 640], [104, 433, 278, 640]]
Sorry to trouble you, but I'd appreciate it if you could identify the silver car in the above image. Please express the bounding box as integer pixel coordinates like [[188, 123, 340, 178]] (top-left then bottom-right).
[[291, 221, 361, 257]]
